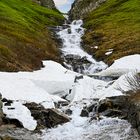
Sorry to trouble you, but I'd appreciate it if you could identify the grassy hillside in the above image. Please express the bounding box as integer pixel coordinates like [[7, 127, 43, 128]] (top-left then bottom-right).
[[0, 0, 64, 71], [83, 0, 140, 65]]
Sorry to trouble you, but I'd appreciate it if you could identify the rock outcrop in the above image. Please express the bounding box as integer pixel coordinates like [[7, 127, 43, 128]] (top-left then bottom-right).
[[25, 102, 70, 130], [102, 95, 140, 135], [32, 0, 56, 9], [81, 94, 140, 135], [69, 0, 107, 20]]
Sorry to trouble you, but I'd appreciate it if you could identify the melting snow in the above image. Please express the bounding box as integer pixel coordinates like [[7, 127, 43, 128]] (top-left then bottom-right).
[[95, 54, 140, 77], [3, 101, 37, 131], [0, 19, 139, 139]]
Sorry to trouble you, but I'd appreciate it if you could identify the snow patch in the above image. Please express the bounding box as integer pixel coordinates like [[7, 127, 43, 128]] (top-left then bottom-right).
[[95, 54, 140, 77], [3, 101, 37, 131]]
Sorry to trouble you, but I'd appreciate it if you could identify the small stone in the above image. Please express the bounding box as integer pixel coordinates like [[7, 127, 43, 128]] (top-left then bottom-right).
[[80, 109, 89, 117], [65, 109, 72, 115]]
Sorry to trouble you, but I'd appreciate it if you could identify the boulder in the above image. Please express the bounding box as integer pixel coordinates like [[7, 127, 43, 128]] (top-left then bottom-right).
[[25, 102, 70, 130], [65, 109, 73, 116], [63, 54, 92, 74], [80, 108, 89, 117], [97, 95, 140, 135], [67, 28, 72, 34], [98, 99, 113, 113], [80, 100, 98, 117], [2, 118, 23, 128]]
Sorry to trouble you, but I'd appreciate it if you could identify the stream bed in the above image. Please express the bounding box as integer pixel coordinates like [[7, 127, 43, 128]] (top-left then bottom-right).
[[41, 20, 140, 140]]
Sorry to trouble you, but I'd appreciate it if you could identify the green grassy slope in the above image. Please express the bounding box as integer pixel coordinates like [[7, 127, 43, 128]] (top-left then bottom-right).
[[83, 0, 140, 65], [0, 0, 64, 71]]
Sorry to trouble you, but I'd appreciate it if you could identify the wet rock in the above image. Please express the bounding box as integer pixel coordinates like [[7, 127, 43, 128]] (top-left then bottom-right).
[[0, 126, 40, 140], [97, 95, 140, 135], [55, 101, 69, 108], [63, 54, 91, 74], [65, 109, 72, 116], [101, 109, 127, 119], [80, 108, 89, 117], [87, 103, 97, 112], [74, 75, 84, 83], [98, 99, 113, 112], [80, 100, 98, 117], [3, 118, 23, 128], [2, 98, 13, 105], [25, 102, 70, 130], [67, 28, 72, 34], [62, 24, 70, 29]]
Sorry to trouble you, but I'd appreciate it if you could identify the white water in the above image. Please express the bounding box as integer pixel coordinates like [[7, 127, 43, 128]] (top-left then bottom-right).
[[42, 99, 139, 140], [57, 20, 107, 74], [0, 19, 138, 139], [42, 20, 140, 140]]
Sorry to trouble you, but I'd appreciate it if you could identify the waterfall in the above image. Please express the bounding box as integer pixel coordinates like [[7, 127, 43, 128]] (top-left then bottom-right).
[[57, 20, 107, 74]]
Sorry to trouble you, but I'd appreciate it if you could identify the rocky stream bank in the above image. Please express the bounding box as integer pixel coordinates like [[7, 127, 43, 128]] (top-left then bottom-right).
[[0, 17, 140, 140]]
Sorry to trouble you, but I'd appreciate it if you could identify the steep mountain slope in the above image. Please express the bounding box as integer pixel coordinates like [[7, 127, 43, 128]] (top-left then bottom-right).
[[0, 0, 64, 71], [70, 0, 140, 65], [69, 0, 106, 20], [32, 0, 56, 9]]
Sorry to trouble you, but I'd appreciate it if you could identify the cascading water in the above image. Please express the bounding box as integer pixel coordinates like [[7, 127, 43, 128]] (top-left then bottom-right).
[[42, 19, 140, 140], [57, 20, 107, 74]]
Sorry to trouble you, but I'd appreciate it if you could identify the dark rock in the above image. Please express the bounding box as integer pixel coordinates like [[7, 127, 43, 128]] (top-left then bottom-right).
[[96, 95, 140, 135], [65, 109, 72, 115], [62, 24, 70, 29], [55, 101, 69, 108], [63, 54, 92, 74], [87, 103, 97, 112], [2, 98, 13, 104], [98, 99, 113, 113], [80, 101, 98, 117], [2, 98, 13, 106], [7, 108, 15, 110], [101, 109, 127, 119], [74, 75, 84, 83], [67, 28, 72, 34], [80, 108, 89, 117], [3, 118, 23, 128], [25, 102, 70, 130]]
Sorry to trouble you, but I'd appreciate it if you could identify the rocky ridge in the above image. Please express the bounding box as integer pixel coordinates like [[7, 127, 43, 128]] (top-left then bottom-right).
[[32, 0, 56, 9], [69, 0, 106, 20]]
